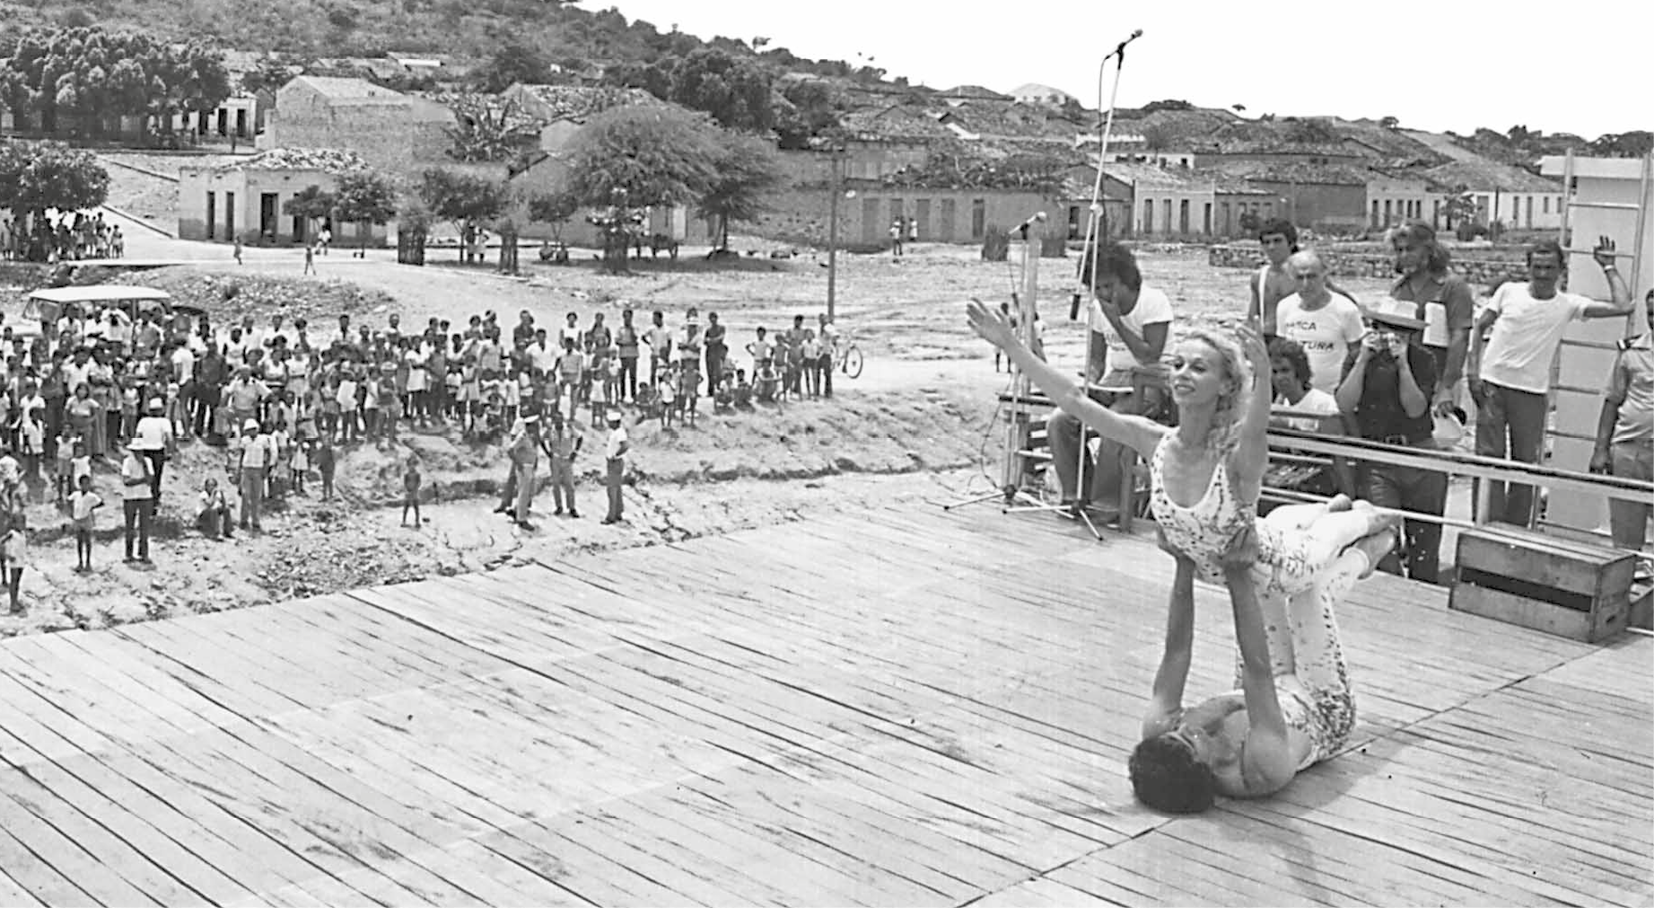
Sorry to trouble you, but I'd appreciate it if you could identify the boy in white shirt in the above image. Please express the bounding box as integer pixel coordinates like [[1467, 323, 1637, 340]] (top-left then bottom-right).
[[70, 474, 104, 571]]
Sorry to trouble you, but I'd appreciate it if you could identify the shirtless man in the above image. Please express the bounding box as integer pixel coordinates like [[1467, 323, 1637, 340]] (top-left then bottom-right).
[[1248, 219, 1356, 339]]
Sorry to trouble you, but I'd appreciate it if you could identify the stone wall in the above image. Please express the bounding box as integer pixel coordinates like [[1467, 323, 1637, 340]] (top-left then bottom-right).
[[1207, 243, 1530, 289]]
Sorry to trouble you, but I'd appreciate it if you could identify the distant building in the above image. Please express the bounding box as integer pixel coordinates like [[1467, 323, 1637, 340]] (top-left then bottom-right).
[[177, 148, 388, 247], [258, 76, 456, 174], [1422, 160, 1564, 231], [1008, 83, 1078, 107]]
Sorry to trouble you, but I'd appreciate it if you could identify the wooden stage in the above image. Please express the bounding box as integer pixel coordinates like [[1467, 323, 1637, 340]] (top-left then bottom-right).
[[0, 502, 1647, 907]]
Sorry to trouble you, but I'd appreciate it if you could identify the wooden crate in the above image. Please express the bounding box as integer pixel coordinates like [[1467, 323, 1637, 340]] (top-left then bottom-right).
[[1451, 524, 1635, 643]]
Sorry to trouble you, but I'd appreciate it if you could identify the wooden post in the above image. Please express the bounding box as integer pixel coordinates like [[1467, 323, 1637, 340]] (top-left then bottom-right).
[[827, 150, 841, 322]]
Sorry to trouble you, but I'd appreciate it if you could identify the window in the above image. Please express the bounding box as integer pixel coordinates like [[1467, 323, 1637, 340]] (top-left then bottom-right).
[[1542, 196, 1549, 214]]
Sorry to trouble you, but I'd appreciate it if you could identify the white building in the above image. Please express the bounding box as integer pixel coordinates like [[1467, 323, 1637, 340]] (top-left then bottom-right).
[[1536, 153, 1653, 536]]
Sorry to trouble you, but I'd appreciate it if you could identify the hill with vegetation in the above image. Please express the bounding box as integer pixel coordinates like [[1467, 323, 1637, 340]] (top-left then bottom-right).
[[0, 0, 893, 84]]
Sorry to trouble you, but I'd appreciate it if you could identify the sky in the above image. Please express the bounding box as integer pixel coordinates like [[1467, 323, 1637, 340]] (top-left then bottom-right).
[[585, 0, 1648, 141]]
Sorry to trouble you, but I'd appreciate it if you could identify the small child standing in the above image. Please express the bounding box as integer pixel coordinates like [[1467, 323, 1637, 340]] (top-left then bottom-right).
[[315, 438, 337, 501], [54, 430, 75, 504], [400, 455, 421, 527], [69, 474, 103, 572], [71, 441, 92, 496], [290, 438, 310, 496]]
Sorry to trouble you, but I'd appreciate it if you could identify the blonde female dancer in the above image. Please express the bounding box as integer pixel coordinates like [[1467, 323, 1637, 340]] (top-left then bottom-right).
[[968, 296, 1397, 812]]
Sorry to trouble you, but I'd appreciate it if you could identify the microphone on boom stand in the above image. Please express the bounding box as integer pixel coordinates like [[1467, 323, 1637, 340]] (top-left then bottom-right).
[[1010, 211, 1048, 236]]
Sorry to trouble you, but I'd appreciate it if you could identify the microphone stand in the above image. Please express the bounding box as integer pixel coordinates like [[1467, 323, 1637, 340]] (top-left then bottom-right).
[[943, 217, 1049, 513], [1003, 29, 1142, 541]]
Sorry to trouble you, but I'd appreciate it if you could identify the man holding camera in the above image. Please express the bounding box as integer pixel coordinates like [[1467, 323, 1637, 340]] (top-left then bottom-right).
[[1335, 298, 1445, 583]]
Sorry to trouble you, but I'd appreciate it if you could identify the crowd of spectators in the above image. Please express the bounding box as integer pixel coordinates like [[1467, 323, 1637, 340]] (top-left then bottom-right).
[[0, 295, 847, 612], [2, 212, 124, 263]]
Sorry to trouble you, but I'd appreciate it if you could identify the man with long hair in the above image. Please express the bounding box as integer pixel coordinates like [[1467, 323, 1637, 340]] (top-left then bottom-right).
[[1388, 221, 1475, 416], [1051, 241, 1172, 522]]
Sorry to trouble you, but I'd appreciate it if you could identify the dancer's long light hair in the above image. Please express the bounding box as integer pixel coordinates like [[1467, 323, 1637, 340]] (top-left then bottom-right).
[[1175, 328, 1252, 453]]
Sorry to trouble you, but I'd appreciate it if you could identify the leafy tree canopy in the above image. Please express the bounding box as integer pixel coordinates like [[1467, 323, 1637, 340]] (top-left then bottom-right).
[[334, 170, 400, 237], [695, 133, 783, 251], [563, 105, 720, 211], [0, 140, 109, 216], [0, 26, 230, 136], [471, 41, 551, 94], [417, 167, 508, 226]]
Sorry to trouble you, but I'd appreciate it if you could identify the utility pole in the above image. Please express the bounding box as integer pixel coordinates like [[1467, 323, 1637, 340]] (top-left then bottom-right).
[[827, 147, 842, 321]]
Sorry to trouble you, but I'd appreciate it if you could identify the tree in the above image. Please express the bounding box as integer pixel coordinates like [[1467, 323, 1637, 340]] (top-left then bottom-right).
[[1284, 116, 1339, 145], [0, 141, 108, 259], [472, 41, 551, 93], [1141, 99, 1193, 114], [1379, 115, 1400, 129], [773, 78, 844, 150], [695, 134, 782, 252], [334, 170, 399, 255], [282, 184, 336, 241], [1, 27, 230, 139], [564, 105, 719, 271], [417, 168, 509, 260], [446, 96, 537, 163], [1591, 131, 1654, 159], [526, 188, 581, 241], [240, 56, 298, 95], [1140, 124, 1176, 152]]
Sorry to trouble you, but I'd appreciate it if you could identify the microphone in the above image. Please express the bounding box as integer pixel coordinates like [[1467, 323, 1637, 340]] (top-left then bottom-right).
[[1105, 29, 1144, 61], [1010, 211, 1048, 234]]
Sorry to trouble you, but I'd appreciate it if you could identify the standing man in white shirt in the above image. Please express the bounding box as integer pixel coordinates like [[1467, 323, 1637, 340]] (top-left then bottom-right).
[[237, 419, 275, 532], [644, 310, 673, 388], [1468, 237, 1630, 525], [120, 445, 154, 564], [129, 397, 174, 504], [1047, 241, 1172, 521], [1274, 249, 1367, 394], [601, 409, 628, 525]]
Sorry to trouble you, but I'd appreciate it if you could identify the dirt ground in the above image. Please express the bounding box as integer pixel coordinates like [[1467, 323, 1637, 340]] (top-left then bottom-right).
[[2, 192, 1410, 635]]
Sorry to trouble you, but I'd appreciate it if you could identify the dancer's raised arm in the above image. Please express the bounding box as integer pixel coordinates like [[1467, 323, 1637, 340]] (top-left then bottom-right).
[[967, 300, 1168, 460], [1221, 567, 1297, 797], [1227, 321, 1274, 496], [1142, 551, 1197, 740]]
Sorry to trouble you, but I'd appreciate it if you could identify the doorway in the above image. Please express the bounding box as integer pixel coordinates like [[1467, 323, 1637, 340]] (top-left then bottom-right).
[[260, 192, 278, 239], [225, 192, 235, 239], [206, 191, 216, 240]]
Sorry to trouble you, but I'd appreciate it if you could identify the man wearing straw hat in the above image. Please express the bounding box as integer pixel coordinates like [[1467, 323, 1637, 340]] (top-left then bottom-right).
[[1334, 297, 1447, 583]]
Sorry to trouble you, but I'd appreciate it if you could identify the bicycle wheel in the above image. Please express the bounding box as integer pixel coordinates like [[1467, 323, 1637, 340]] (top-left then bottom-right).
[[842, 345, 864, 379]]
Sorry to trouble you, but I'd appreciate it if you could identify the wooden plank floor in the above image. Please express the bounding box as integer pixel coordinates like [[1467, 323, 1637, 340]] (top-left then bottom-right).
[[0, 500, 1648, 907]]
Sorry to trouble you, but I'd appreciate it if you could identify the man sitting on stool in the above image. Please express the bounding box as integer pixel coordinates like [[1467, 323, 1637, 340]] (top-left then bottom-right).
[[1047, 241, 1173, 522]]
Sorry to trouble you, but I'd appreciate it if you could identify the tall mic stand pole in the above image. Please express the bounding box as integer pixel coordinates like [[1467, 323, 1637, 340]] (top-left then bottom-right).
[[943, 217, 1048, 513], [1002, 29, 1141, 541]]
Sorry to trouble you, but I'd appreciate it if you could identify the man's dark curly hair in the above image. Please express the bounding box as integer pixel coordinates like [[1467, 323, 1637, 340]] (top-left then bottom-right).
[[1129, 733, 1217, 813]]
